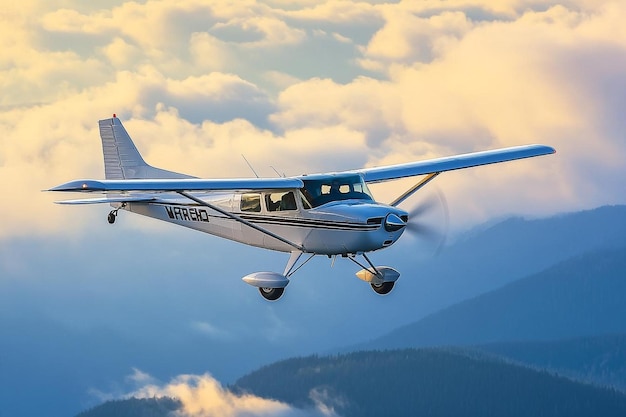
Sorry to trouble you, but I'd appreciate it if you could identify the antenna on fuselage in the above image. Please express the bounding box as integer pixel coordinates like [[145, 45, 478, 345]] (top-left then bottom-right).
[[241, 154, 259, 178], [270, 166, 286, 178]]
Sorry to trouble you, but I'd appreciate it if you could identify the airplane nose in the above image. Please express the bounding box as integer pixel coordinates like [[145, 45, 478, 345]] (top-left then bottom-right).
[[384, 213, 406, 232]]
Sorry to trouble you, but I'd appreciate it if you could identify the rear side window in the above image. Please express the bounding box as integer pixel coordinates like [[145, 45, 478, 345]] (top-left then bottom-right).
[[241, 193, 261, 212]]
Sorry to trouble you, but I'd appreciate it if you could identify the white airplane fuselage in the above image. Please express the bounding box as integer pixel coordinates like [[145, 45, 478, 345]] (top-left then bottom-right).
[[124, 191, 408, 255]]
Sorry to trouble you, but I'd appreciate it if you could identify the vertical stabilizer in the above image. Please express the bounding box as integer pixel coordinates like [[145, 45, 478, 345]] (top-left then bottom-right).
[[99, 117, 193, 179]]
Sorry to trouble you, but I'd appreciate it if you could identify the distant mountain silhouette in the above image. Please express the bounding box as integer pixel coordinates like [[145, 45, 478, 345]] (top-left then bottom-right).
[[357, 245, 626, 350], [397, 205, 626, 319], [233, 349, 626, 417], [474, 334, 626, 391]]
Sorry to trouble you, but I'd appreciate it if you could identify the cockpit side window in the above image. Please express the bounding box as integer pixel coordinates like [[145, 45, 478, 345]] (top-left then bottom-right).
[[241, 193, 261, 212], [300, 190, 313, 210], [266, 191, 297, 212]]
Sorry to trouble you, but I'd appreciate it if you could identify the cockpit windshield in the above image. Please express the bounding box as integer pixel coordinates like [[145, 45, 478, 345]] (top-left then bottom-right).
[[301, 174, 374, 208]]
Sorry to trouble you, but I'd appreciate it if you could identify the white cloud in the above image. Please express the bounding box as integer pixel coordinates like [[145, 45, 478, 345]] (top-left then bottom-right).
[[190, 320, 233, 340], [365, 10, 474, 63], [1, 0, 625, 239], [131, 372, 341, 417], [126, 367, 160, 387]]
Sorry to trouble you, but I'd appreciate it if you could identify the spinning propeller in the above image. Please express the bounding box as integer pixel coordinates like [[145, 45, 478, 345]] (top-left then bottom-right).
[[403, 188, 449, 255]]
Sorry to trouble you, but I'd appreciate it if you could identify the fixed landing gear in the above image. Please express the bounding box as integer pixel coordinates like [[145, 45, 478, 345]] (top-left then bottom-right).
[[243, 252, 315, 301], [349, 253, 399, 296], [107, 203, 126, 224], [245, 252, 399, 301], [259, 287, 285, 301]]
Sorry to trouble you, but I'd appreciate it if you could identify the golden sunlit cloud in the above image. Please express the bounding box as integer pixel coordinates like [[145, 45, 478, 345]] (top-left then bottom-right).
[[132, 372, 340, 417], [1, 0, 625, 239]]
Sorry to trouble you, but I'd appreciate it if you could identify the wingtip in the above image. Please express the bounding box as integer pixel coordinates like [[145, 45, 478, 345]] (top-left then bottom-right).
[[543, 144, 556, 154], [48, 179, 105, 192]]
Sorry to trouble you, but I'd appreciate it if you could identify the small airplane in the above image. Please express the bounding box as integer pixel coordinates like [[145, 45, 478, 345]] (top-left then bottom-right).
[[49, 116, 555, 301]]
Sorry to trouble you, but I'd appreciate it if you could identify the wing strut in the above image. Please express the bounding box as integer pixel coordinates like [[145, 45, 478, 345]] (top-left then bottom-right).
[[177, 191, 306, 252], [389, 172, 440, 207]]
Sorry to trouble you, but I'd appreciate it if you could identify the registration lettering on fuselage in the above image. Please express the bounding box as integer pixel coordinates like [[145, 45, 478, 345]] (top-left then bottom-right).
[[164, 206, 210, 223]]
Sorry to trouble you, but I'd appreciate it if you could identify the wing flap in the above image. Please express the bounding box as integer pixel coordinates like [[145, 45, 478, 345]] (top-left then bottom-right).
[[358, 144, 555, 183]]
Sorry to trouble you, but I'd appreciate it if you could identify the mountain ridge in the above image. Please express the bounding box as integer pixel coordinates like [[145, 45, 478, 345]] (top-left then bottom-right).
[[473, 333, 626, 391], [354, 244, 626, 351], [381, 204, 626, 324]]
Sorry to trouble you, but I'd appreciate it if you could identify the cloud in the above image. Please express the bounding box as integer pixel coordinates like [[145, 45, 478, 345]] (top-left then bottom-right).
[[364, 10, 474, 64], [131, 372, 340, 417], [1, 0, 626, 239], [4, 5, 626, 417], [270, 1, 626, 227], [126, 367, 160, 386], [190, 320, 233, 340]]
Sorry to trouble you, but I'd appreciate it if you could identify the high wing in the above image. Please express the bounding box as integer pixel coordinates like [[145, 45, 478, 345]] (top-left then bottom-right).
[[354, 144, 555, 183], [49, 177, 304, 193], [49, 146, 554, 200], [48, 114, 553, 203]]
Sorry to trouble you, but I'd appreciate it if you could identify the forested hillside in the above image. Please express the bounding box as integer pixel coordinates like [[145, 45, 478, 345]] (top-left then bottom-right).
[[76, 397, 181, 417], [475, 334, 626, 391], [77, 349, 626, 417], [233, 349, 626, 417]]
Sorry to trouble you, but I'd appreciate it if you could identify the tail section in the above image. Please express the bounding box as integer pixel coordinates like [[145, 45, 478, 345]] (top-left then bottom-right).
[[99, 116, 194, 179]]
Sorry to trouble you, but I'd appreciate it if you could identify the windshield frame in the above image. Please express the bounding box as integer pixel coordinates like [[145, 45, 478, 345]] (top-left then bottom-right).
[[300, 174, 374, 208]]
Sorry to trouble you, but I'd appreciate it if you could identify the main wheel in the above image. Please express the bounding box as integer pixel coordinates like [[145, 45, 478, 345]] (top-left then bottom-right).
[[259, 287, 285, 301], [371, 281, 395, 295], [107, 212, 116, 224]]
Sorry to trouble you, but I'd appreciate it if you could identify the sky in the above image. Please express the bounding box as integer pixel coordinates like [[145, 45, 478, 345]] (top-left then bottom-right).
[[1, 1, 626, 416], [2, 0, 626, 240]]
